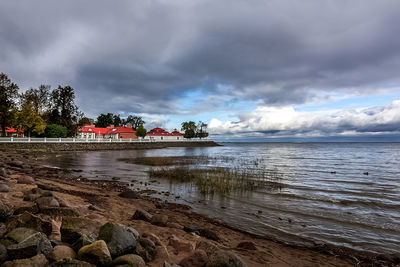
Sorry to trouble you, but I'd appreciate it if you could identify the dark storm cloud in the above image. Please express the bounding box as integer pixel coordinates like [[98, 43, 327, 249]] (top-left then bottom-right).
[[1, 0, 400, 117]]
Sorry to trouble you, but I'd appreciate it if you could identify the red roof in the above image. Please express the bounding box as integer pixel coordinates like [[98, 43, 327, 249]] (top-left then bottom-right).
[[147, 128, 182, 136], [78, 125, 136, 135], [5, 127, 17, 133]]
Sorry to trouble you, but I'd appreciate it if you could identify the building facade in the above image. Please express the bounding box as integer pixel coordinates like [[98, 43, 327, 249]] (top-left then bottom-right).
[[146, 128, 184, 140], [77, 125, 137, 139]]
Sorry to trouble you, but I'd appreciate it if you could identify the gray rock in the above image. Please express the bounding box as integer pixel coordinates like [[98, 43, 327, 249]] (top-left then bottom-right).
[[131, 208, 152, 222], [136, 237, 156, 262], [112, 254, 146, 267], [123, 225, 139, 239], [206, 251, 246, 267], [3, 253, 48, 267], [7, 232, 53, 260], [0, 200, 13, 222], [71, 234, 95, 252], [0, 184, 10, 192], [151, 214, 168, 227], [0, 243, 7, 264], [6, 227, 38, 243], [61, 217, 101, 244], [9, 212, 52, 236], [50, 258, 95, 267], [97, 222, 136, 258], [36, 196, 60, 209]]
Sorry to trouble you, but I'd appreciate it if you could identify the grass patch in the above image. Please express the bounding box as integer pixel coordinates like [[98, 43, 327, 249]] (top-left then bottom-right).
[[148, 166, 282, 195]]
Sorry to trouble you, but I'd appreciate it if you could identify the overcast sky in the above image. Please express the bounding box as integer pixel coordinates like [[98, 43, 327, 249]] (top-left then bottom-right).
[[1, 0, 400, 140]]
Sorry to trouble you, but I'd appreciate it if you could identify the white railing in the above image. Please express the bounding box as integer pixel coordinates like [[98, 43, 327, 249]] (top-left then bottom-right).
[[0, 137, 212, 143]]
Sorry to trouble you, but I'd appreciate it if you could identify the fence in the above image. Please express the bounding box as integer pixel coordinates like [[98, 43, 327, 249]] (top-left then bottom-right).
[[0, 137, 211, 143]]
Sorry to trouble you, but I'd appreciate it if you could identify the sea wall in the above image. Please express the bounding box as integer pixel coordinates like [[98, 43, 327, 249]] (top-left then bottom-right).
[[0, 140, 220, 151]]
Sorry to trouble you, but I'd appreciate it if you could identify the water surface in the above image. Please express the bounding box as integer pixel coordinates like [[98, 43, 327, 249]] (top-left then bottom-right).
[[42, 142, 400, 254]]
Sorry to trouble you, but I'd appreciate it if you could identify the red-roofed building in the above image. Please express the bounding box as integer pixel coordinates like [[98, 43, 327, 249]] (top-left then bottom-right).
[[77, 125, 137, 139], [1, 127, 24, 137], [147, 128, 183, 140]]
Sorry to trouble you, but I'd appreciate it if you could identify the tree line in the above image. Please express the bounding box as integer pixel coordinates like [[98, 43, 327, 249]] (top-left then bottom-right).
[[0, 73, 209, 139]]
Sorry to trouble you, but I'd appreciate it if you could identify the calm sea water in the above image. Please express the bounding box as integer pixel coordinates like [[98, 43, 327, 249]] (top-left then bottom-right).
[[43, 142, 400, 254]]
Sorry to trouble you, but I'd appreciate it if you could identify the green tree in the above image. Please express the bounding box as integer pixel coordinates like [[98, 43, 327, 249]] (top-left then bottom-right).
[[113, 114, 123, 127], [0, 73, 19, 136], [44, 124, 67, 138], [135, 125, 147, 138], [95, 113, 114, 127], [181, 121, 197, 139], [23, 85, 50, 115], [125, 115, 145, 130], [78, 117, 94, 126], [48, 85, 80, 136], [196, 121, 209, 139]]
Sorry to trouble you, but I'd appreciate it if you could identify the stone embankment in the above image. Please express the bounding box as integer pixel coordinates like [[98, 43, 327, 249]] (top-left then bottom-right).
[[0, 150, 391, 266], [0, 140, 220, 151]]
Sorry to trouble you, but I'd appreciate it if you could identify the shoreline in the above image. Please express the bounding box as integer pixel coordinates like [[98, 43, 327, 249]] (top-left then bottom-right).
[[0, 149, 397, 266]]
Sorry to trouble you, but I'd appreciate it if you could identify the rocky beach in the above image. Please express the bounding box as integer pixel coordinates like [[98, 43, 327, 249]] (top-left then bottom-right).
[[0, 148, 396, 266]]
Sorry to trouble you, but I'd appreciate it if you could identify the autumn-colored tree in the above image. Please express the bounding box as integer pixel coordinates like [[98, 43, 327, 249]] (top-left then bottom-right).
[[0, 73, 19, 136], [15, 102, 46, 137]]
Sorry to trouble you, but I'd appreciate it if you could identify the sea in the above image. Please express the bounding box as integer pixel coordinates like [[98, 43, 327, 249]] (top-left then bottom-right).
[[42, 142, 400, 255]]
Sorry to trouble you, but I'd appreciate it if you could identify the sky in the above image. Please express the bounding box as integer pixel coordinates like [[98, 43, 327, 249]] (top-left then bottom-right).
[[1, 0, 400, 141]]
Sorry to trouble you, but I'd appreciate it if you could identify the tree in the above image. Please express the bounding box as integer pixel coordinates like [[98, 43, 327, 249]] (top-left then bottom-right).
[[125, 115, 145, 130], [196, 121, 209, 139], [78, 117, 94, 126], [0, 73, 19, 136], [48, 85, 80, 136], [15, 102, 46, 137], [45, 124, 67, 138], [135, 125, 147, 138], [113, 114, 123, 127], [22, 85, 50, 115], [181, 121, 197, 139], [95, 113, 114, 127]]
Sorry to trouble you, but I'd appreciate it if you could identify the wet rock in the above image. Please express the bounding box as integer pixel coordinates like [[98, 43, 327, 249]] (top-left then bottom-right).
[[179, 249, 208, 267], [40, 207, 81, 217], [183, 225, 203, 233], [71, 234, 95, 252], [36, 196, 60, 209], [9, 212, 52, 236], [198, 229, 219, 241], [0, 200, 13, 221], [7, 232, 53, 259], [61, 217, 101, 244], [77, 240, 112, 266], [17, 175, 35, 185], [112, 254, 146, 267], [136, 237, 157, 262], [3, 253, 48, 267], [168, 235, 193, 254], [206, 251, 246, 267], [118, 191, 140, 199], [0, 184, 10, 192], [48, 245, 77, 262], [131, 208, 152, 222], [6, 227, 38, 243], [236, 241, 257, 250], [151, 214, 168, 227], [50, 258, 95, 267], [97, 222, 136, 258], [0, 243, 7, 263]]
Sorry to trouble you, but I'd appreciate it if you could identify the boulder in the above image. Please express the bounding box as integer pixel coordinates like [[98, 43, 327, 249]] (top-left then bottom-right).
[[7, 232, 53, 260], [131, 208, 152, 222], [0, 200, 13, 221], [0, 184, 10, 192], [112, 254, 146, 267], [17, 175, 35, 185], [97, 222, 136, 258], [142, 232, 161, 246], [0, 243, 7, 263], [118, 191, 140, 199], [77, 240, 112, 266], [136, 237, 157, 262], [3, 253, 48, 267], [61, 217, 101, 244], [71, 234, 96, 252], [198, 229, 219, 241], [123, 225, 139, 239], [23, 193, 42, 201], [179, 249, 208, 267], [206, 251, 246, 267], [9, 212, 52, 236], [6, 227, 38, 243], [151, 214, 168, 227], [13, 203, 39, 215], [40, 207, 81, 217], [195, 241, 218, 257], [50, 258, 95, 266], [48, 245, 77, 262], [36, 197, 60, 209], [168, 235, 193, 254]]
